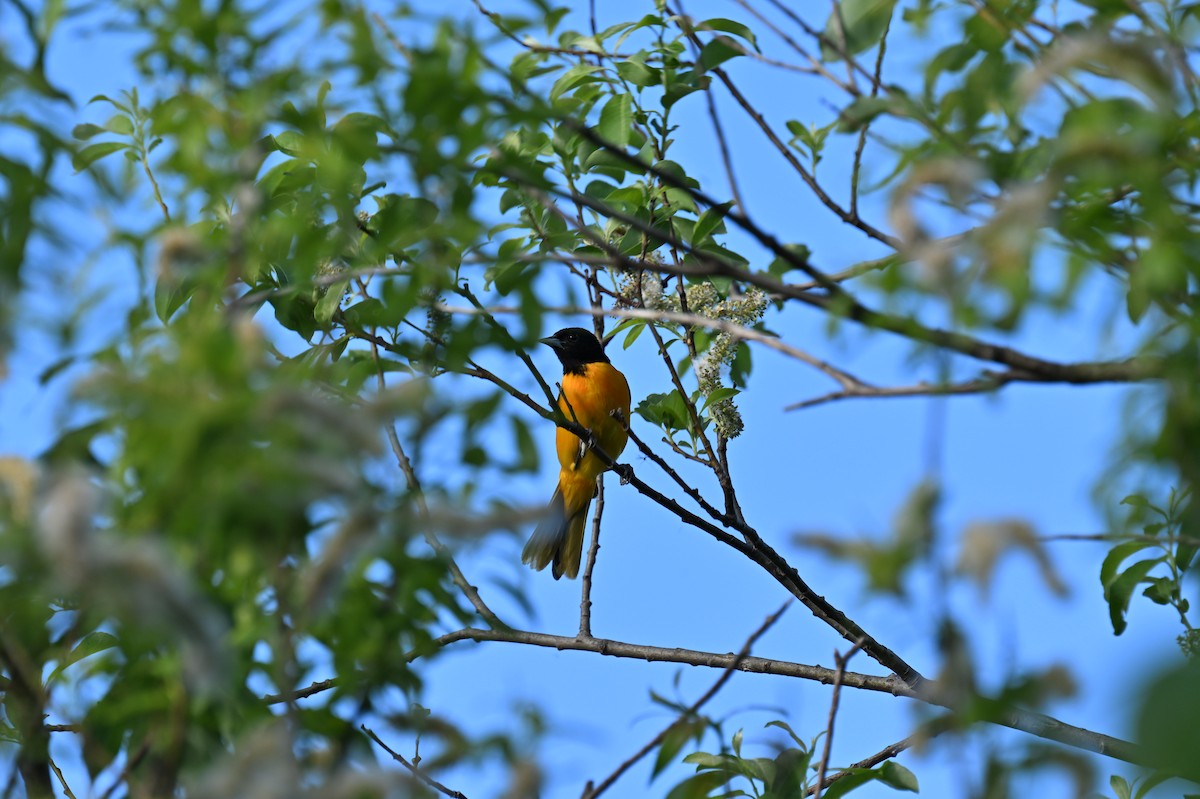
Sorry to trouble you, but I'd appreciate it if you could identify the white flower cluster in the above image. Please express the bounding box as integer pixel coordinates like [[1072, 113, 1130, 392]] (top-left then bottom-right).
[[617, 268, 768, 439]]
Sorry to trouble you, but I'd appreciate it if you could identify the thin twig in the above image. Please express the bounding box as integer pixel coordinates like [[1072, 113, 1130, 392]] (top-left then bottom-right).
[[366, 335, 507, 630], [583, 601, 792, 799], [803, 727, 936, 797], [1041, 533, 1200, 547], [644, 322, 727, 483], [263, 678, 337, 705], [99, 738, 150, 799], [624, 423, 729, 525], [677, 0, 746, 211], [784, 370, 1028, 411], [579, 476, 604, 638], [849, 14, 889, 218], [370, 11, 413, 63], [362, 725, 468, 799], [48, 758, 77, 799], [733, 0, 855, 91], [435, 302, 868, 392], [814, 640, 864, 799]]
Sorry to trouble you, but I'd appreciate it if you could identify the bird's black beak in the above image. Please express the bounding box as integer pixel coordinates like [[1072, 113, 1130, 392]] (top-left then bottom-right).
[[539, 335, 563, 350]]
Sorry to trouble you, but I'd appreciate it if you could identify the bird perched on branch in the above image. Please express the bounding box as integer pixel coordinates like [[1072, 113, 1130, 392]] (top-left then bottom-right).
[[522, 327, 631, 579]]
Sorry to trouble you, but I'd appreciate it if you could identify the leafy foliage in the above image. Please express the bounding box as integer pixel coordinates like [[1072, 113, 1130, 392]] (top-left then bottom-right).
[[4, 0, 1200, 797]]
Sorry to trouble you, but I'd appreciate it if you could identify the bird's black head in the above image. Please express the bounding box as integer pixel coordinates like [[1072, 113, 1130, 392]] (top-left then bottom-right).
[[540, 327, 610, 374]]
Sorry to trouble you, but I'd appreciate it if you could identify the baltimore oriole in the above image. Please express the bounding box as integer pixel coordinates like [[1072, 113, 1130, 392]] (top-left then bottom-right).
[[522, 327, 631, 579]]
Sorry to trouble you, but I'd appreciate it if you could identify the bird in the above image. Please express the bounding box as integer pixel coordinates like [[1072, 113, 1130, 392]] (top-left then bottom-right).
[[522, 327, 631, 579]]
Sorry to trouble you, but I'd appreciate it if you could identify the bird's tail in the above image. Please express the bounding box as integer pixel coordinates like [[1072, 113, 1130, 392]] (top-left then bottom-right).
[[522, 475, 593, 580]]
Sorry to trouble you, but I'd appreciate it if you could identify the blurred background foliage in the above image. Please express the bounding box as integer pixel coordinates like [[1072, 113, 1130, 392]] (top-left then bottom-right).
[[4, 0, 1200, 796]]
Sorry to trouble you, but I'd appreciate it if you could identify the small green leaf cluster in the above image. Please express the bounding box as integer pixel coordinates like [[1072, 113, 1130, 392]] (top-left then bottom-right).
[[1103, 487, 1196, 644], [664, 720, 917, 799]]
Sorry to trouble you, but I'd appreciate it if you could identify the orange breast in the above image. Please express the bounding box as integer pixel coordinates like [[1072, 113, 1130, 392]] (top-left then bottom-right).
[[555, 362, 631, 478]]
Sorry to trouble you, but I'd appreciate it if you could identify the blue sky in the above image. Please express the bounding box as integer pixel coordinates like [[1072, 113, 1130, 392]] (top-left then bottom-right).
[[1, 1, 1189, 797]]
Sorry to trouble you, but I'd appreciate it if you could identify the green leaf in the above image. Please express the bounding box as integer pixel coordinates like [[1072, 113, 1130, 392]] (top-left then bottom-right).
[[493, 260, 532, 296], [836, 95, 894, 132], [767, 243, 813, 279], [694, 18, 759, 50], [1142, 576, 1175, 606], [1133, 771, 1172, 799], [272, 130, 305, 155], [371, 194, 439, 251], [38, 355, 76, 385], [1120, 494, 1160, 513], [616, 55, 661, 87], [786, 120, 836, 166], [550, 63, 602, 104], [1099, 539, 1157, 590], [104, 113, 135, 136], [764, 720, 806, 749], [1105, 557, 1162, 635], [653, 720, 698, 778], [508, 416, 539, 473], [622, 321, 646, 349], [315, 280, 348, 325], [878, 761, 919, 791], [597, 94, 633, 148], [770, 747, 812, 796], [692, 202, 731, 246], [342, 298, 390, 329], [821, 0, 899, 61], [662, 71, 710, 109], [72, 140, 129, 171], [270, 293, 318, 341], [48, 631, 120, 685], [1110, 775, 1131, 799], [1177, 539, 1197, 573], [821, 769, 878, 799], [636, 390, 692, 432], [701, 387, 740, 412], [72, 123, 105, 140], [699, 36, 744, 71], [666, 771, 732, 799], [1136, 663, 1200, 783]]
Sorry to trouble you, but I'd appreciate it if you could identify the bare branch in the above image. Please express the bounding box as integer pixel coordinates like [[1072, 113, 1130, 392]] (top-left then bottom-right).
[[431, 626, 1147, 768], [814, 641, 864, 799], [99, 738, 150, 799], [49, 758, 77, 799], [436, 302, 868, 392], [434, 624, 904, 695], [623, 423, 730, 526], [263, 678, 338, 706], [1041, 532, 1200, 547], [579, 476, 604, 639], [784, 370, 1029, 411], [362, 725, 468, 799], [365, 332, 507, 631], [850, 14, 890, 218], [733, 0, 856, 91]]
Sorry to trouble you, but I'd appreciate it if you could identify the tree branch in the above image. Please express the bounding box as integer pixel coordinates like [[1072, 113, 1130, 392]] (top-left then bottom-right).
[[431, 626, 1148, 768], [366, 333, 507, 631], [814, 641, 863, 799], [362, 725, 469, 799]]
